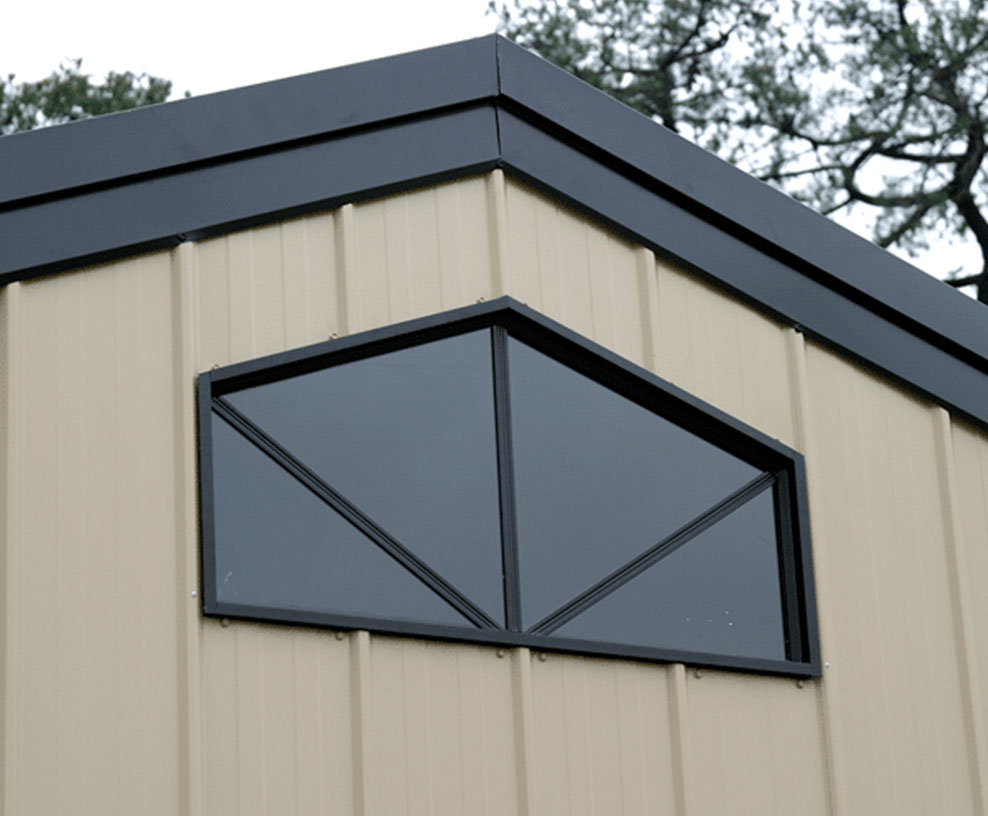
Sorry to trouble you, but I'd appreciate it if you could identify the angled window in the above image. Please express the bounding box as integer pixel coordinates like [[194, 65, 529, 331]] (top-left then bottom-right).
[[198, 297, 820, 675]]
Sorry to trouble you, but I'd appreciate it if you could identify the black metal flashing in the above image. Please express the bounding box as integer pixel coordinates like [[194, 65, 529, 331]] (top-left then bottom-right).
[[3, 107, 499, 279], [0, 37, 499, 208], [3, 35, 988, 429]]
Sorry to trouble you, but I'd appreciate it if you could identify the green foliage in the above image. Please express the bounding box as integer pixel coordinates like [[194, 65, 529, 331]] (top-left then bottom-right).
[[1, 59, 172, 135], [493, 0, 988, 302]]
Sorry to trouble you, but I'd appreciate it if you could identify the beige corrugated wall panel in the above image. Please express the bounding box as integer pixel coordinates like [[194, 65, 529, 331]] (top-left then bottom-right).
[[194, 215, 340, 368], [344, 176, 497, 333], [368, 637, 518, 815], [2, 256, 182, 815], [801, 343, 977, 814], [500, 177, 829, 814], [948, 419, 988, 808], [527, 651, 680, 815], [500, 178, 649, 367], [654, 264, 798, 448], [198, 621, 355, 816], [685, 670, 829, 816], [6, 171, 987, 816], [951, 421, 988, 704]]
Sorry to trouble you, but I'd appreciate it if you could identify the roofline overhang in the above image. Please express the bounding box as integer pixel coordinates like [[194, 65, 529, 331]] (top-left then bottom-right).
[[3, 35, 988, 430]]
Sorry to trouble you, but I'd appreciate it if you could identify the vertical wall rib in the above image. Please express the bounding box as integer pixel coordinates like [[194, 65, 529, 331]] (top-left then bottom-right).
[[486, 169, 511, 298], [635, 248, 661, 376], [349, 631, 374, 816], [171, 243, 204, 816], [334, 204, 357, 338], [932, 409, 987, 814], [786, 329, 848, 816], [0, 283, 22, 816], [511, 648, 538, 816], [667, 664, 693, 816]]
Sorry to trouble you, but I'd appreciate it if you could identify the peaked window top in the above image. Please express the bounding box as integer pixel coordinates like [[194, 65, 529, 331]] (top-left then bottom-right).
[[198, 297, 820, 676]]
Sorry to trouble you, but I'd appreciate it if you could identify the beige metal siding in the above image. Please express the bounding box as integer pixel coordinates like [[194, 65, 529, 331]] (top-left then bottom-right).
[[798, 344, 981, 814], [500, 178, 649, 368], [655, 266, 798, 448], [947, 419, 988, 811], [527, 652, 680, 815], [2, 258, 183, 815], [367, 637, 518, 815], [343, 176, 497, 333], [2, 171, 987, 815]]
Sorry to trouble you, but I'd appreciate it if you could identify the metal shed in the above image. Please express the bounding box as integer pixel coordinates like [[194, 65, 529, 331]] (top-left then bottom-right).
[[1, 35, 986, 816]]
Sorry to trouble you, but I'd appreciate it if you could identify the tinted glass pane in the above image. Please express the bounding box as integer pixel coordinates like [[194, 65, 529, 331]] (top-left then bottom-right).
[[210, 414, 473, 627], [226, 330, 504, 623], [508, 338, 761, 627], [555, 489, 785, 660]]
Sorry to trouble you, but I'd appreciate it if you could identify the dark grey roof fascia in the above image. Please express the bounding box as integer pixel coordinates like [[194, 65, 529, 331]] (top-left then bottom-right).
[[0, 36, 499, 207], [2, 34, 987, 430], [3, 107, 500, 278]]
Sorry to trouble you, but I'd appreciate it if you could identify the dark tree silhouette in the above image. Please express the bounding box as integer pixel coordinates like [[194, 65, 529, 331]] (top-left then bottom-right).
[[494, 0, 988, 302]]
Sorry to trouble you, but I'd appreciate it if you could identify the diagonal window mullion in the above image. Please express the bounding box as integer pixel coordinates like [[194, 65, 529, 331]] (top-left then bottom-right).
[[212, 396, 501, 631], [528, 471, 777, 635]]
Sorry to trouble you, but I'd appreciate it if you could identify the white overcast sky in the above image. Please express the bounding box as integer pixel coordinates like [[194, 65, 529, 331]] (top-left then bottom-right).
[[4, 0, 497, 96], [4, 0, 979, 289]]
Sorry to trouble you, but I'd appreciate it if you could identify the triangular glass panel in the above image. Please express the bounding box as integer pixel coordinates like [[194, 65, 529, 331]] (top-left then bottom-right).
[[209, 413, 475, 628], [553, 489, 785, 660], [225, 330, 505, 624], [506, 337, 762, 628]]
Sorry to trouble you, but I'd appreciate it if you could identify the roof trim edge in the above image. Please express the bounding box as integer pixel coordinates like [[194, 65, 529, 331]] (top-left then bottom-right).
[[2, 34, 987, 430]]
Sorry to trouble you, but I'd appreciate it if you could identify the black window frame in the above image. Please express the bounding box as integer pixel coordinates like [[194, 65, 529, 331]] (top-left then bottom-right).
[[197, 296, 820, 677]]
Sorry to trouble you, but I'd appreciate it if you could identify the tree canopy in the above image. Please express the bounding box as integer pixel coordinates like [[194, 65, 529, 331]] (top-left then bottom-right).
[[1, 60, 172, 136], [492, 0, 988, 303]]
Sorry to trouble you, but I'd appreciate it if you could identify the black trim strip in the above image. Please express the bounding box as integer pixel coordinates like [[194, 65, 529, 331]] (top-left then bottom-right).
[[774, 469, 803, 661], [790, 455, 820, 672], [0, 106, 500, 283], [197, 371, 218, 606], [211, 397, 500, 631], [207, 599, 817, 677], [528, 472, 776, 635], [205, 297, 800, 465], [491, 326, 523, 631]]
